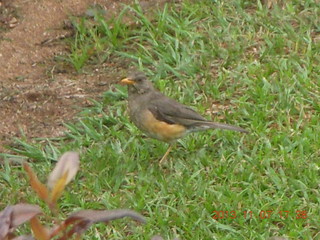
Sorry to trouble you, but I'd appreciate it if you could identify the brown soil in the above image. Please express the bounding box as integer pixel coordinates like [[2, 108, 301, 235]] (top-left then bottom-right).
[[0, 0, 171, 153]]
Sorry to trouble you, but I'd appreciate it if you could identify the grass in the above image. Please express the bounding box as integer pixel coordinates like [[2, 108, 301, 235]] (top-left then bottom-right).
[[1, 0, 320, 239]]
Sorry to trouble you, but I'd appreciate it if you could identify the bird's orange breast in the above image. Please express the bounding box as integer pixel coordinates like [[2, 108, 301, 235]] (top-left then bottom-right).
[[138, 110, 186, 142]]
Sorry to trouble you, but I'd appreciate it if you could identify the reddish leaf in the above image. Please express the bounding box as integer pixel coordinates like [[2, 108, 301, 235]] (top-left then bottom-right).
[[66, 209, 146, 225], [47, 152, 79, 189], [57, 220, 90, 240], [23, 163, 49, 202], [30, 217, 49, 240], [10, 204, 42, 229], [151, 236, 164, 240], [61, 209, 145, 237], [0, 206, 13, 239], [151, 236, 181, 240], [47, 222, 67, 239], [12, 235, 35, 240], [268, 238, 288, 240]]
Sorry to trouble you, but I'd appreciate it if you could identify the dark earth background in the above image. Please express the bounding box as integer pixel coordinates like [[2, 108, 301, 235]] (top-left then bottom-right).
[[0, 0, 173, 153]]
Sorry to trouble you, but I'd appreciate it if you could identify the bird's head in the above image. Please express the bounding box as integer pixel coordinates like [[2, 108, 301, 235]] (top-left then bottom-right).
[[120, 71, 154, 94]]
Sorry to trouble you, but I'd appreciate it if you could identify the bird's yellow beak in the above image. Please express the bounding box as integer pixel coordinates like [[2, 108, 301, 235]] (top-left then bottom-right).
[[120, 78, 135, 85]]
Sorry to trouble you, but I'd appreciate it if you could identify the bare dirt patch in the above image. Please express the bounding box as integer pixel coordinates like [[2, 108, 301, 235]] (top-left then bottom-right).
[[0, 0, 171, 153]]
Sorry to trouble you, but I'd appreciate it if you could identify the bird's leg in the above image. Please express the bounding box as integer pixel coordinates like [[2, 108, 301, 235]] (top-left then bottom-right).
[[159, 144, 173, 165]]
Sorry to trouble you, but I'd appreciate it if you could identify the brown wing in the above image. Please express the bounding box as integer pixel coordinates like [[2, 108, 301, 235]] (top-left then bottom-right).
[[147, 91, 207, 127], [147, 91, 248, 133]]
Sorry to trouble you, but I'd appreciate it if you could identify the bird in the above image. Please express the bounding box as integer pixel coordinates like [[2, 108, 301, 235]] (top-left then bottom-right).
[[120, 71, 248, 164]]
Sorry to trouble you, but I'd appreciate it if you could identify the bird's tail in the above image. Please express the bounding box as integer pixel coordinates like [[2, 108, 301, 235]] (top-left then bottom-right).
[[191, 121, 248, 133]]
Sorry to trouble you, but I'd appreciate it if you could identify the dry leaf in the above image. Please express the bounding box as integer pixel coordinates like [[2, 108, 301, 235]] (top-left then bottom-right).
[[23, 163, 49, 202], [47, 152, 80, 189]]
